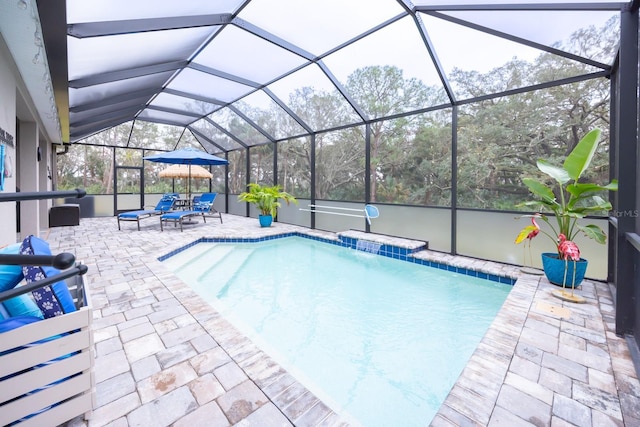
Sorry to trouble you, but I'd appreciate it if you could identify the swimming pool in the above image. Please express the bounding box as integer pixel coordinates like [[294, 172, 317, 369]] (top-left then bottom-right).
[[164, 236, 512, 426]]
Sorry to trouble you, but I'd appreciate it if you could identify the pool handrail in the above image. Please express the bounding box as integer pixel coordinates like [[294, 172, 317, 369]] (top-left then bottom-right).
[[300, 204, 379, 225]]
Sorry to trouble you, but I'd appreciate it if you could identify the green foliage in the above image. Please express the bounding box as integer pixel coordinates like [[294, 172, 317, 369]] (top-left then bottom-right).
[[315, 127, 365, 201], [516, 128, 617, 254], [238, 183, 298, 217], [277, 137, 312, 199]]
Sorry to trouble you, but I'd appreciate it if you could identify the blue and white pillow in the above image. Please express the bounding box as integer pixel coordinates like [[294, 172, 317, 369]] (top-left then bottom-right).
[[161, 194, 177, 202], [19, 236, 76, 318], [194, 201, 212, 211]]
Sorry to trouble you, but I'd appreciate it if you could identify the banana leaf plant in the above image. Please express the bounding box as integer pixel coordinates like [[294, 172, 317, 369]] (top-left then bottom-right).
[[238, 183, 298, 217], [515, 128, 618, 255]]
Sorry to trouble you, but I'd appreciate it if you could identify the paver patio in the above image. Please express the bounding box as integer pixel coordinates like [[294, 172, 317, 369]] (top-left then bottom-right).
[[42, 214, 639, 426]]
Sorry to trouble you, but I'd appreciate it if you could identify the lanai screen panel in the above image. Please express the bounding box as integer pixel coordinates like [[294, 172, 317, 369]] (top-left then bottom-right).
[[66, 27, 214, 81], [129, 122, 185, 151], [192, 25, 309, 85], [148, 93, 221, 118], [190, 118, 245, 152], [62, 0, 625, 146], [66, 0, 245, 21], [208, 108, 271, 147], [237, 0, 405, 56], [440, 10, 620, 65], [137, 109, 198, 127], [267, 64, 364, 132], [323, 15, 450, 117], [232, 92, 308, 141]]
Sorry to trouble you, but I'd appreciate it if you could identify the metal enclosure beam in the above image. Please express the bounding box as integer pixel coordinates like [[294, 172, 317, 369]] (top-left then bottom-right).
[[614, 5, 639, 336]]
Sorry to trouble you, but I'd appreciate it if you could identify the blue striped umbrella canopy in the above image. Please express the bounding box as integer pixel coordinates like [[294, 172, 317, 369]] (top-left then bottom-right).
[[143, 147, 228, 166]]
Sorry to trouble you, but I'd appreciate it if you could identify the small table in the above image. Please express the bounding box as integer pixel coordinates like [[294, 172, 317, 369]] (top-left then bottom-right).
[[173, 200, 192, 210]]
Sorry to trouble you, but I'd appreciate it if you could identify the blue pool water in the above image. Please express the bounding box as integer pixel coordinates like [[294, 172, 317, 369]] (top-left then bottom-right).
[[164, 236, 511, 426]]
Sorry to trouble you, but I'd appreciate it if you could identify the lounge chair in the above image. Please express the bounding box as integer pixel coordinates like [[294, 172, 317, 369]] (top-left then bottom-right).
[[160, 192, 222, 232], [117, 193, 179, 231]]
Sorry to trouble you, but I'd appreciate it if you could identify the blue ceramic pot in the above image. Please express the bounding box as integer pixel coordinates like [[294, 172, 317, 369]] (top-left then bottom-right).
[[541, 252, 588, 288], [259, 215, 273, 227]]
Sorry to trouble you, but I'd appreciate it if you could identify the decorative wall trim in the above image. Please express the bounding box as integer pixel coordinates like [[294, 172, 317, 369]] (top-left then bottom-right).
[[0, 126, 14, 147]]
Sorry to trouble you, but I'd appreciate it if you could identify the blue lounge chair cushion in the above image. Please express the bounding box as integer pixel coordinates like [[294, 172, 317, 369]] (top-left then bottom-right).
[[119, 209, 157, 219], [119, 193, 178, 218], [160, 193, 220, 231], [162, 193, 216, 220], [117, 193, 179, 230], [20, 236, 76, 318], [160, 211, 186, 220], [160, 204, 211, 220]]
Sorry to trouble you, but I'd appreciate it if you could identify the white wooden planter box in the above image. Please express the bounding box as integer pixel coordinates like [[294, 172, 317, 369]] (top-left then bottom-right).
[[0, 272, 94, 427]]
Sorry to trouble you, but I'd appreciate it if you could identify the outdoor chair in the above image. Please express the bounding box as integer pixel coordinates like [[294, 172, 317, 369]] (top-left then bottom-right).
[[117, 193, 179, 231], [0, 236, 94, 426], [159, 192, 222, 232]]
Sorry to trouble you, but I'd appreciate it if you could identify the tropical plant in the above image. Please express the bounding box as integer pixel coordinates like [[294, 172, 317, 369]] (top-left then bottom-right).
[[238, 183, 298, 217], [515, 128, 618, 256]]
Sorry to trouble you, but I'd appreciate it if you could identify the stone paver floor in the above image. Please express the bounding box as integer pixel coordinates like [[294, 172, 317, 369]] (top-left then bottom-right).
[[40, 214, 640, 426]]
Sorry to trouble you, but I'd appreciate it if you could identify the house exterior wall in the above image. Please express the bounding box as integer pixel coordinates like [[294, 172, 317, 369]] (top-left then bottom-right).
[[0, 34, 18, 246], [0, 32, 53, 245]]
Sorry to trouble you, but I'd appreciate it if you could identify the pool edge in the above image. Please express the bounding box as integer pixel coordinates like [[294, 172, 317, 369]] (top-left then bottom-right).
[[159, 231, 518, 286]]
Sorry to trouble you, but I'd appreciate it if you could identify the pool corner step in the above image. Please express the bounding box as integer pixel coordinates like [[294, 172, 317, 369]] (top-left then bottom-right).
[[197, 247, 256, 292]]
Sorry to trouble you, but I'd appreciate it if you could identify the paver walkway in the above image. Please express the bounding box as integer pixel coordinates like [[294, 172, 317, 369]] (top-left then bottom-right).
[[41, 214, 639, 426]]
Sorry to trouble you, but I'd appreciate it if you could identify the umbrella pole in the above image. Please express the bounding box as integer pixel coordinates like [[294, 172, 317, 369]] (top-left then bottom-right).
[[181, 163, 198, 224], [188, 164, 192, 204]]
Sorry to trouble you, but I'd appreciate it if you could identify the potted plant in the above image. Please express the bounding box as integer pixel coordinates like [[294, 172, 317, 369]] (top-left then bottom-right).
[[515, 128, 618, 292], [238, 183, 298, 227]]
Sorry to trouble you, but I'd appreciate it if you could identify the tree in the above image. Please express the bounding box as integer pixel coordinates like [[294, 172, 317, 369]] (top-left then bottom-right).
[[451, 17, 614, 210], [346, 65, 445, 202]]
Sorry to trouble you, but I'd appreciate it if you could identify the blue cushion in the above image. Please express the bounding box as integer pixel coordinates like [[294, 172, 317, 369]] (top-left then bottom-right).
[[0, 243, 24, 292], [161, 211, 188, 220], [0, 302, 9, 319], [2, 291, 44, 319], [20, 236, 76, 318], [118, 210, 155, 219], [0, 315, 42, 334]]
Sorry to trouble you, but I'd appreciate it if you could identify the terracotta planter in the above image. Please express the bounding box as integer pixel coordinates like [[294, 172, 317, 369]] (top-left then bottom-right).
[[541, 252, 588, 288]]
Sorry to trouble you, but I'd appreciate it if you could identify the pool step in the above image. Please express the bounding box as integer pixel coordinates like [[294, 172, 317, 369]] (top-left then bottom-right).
[[162, 243, 216, 271], [197, 247, 255, 295], [163, 244, 235, 282], [177, 246, 238, 284]]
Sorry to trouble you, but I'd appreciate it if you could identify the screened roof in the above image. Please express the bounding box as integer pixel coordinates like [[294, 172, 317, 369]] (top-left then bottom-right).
[[43, 0, 626, 152]]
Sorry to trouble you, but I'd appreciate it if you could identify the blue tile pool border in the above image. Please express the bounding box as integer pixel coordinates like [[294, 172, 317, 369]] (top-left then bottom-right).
[[159, 231, 516, 286]]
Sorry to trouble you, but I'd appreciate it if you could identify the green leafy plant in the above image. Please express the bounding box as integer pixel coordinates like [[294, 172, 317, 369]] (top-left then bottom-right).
[[238, 183, 298, 217], [515, 128, 618, 255]]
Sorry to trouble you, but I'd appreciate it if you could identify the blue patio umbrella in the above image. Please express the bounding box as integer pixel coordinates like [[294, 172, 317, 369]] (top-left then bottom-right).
[[144, 147, 228, 202]]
